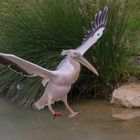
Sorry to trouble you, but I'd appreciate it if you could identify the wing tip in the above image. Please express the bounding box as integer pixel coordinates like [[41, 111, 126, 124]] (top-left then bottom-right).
[[94, 5, 109, 28], [0, 54, 34, 77], [81, 6, 109, 44]]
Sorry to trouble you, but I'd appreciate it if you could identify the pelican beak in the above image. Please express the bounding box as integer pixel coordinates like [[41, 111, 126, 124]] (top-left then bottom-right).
[[77, 56, 98, 76]]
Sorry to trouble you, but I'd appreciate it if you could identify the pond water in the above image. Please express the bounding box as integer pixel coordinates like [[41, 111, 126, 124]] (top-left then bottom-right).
[[0, 98, 140, 140]]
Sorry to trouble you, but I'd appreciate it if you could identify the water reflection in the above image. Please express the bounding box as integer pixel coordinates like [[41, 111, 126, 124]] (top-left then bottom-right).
[[111, 107, 140, 120], [0, 98, 140, 140]]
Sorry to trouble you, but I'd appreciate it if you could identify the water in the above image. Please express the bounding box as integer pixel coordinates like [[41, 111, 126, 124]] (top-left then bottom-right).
[[0, 98, 140, 140]]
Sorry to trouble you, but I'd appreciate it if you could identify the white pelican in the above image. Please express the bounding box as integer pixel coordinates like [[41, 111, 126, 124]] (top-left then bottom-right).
[[0, 6, 108, 119]]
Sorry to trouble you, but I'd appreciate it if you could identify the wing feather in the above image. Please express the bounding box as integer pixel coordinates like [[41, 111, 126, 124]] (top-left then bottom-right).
[[81, 6, 108, 45], [0, 53, 54, 79]]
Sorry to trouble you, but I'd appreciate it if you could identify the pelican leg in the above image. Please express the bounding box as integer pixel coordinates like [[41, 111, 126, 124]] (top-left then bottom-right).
[[47, 96, 63, 119], [62, 95, 80, 118], [33, 96, 47, 110]]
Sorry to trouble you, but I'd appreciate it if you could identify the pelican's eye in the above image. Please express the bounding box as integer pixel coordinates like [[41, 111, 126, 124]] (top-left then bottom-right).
[[97, 33, 100, 36]]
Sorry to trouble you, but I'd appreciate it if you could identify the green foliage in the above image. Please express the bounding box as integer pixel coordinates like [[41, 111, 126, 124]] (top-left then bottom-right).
[[0, 0, 139, 106]]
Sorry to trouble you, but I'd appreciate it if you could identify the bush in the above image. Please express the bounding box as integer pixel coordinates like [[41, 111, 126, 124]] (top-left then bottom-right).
[[0, 0, 138, 106]]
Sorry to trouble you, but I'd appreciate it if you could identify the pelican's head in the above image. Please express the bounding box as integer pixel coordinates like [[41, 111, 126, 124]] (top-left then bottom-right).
[[61, 49, 81, 58], [61, 49, 98, 76]]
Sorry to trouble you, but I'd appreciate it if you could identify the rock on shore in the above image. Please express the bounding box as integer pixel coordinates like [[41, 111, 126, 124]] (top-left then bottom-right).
[[111, 83, 140, 108]]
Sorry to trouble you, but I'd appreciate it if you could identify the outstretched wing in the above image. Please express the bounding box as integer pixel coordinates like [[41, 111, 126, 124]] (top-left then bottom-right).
[[76, 6, 108, 55], [56, 6, 108, 70], [0, 53, 54, 79], [83, 6, 108, 43]]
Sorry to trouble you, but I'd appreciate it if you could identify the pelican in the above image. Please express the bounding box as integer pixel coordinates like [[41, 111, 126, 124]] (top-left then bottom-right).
[[0, 6, 108, 119]]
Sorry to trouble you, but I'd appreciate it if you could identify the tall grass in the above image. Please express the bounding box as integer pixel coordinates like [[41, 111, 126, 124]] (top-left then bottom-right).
[[0, 0, 138, 106]]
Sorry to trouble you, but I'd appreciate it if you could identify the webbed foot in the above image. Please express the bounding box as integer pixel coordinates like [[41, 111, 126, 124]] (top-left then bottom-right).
[[53, 112, 64, 119], [68, 112, 80, 118]]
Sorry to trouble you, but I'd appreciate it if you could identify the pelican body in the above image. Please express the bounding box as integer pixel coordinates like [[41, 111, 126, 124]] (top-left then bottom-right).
[[0, 6, 108, 119], [34, 50, 98, 118]]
